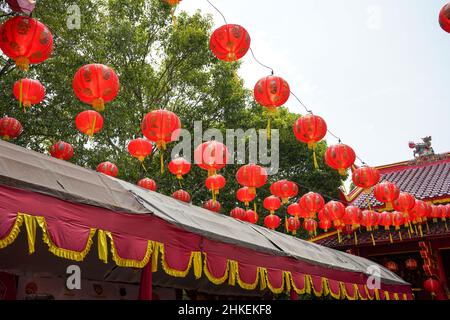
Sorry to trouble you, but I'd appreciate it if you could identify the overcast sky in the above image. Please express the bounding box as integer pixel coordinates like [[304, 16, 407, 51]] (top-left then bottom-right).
[[179, 0, 449, 167]]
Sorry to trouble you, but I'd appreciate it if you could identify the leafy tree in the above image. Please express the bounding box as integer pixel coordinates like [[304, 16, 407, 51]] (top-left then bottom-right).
[[0, 0, 343, 238]]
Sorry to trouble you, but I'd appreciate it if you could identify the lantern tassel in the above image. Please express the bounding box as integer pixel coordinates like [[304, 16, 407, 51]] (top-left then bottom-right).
[[365, 197, 372, 210], [426, 222, 430, 233], [408, 228, 411, 238], [445, 221, 448, 232], [253, 202, 257, 214], [266, 117, 271, 141], [178, 179, 183, 188], [354, 231, 358, 245], [141, 161, 147, 173], [285, 216, 288, 233], [90, 115, 97, 138], [337, 230, 342, 243], [171, 7, 177, 26], [312, 144, 319, 170], [19, 79, 24, 112], [419, 225, 423, 237], [389, 232, 393, 244], [211, 189, 216, 204], [371, 233, 376, 246], [399, 231, 403, 241], [160, 151, 164, 174]]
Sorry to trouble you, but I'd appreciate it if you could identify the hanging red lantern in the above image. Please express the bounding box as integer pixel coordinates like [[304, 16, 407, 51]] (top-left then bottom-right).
[[13, 79, 45, 110], [385, 261, 399, 273], [0, 116, 23, 140], [0, 16, 53, 71], [97, 162, 118, 177], [270, 180, 298, 204], [163, 0, 182, 24], [254, 75, 290, 109], [361, 210, 379, 231], [303, 219, 318, 236], [293, 114, 327, 169], [298, 192, 325, 219], [7, 0, 36, 14], [173, 189, 190, 203], [393, 192, 416, 213], [263, 196, 281, 214], [236, 164, 268, 195], [352, 166, 380, 192], [405, 258, 418, 271], [319, 219, 332, 232], [194, 141, 229, 176], [230, 207, 247, 221], [205, 174, 226, 202], [287, 203, 301, 217], [141, 109, 181, 173], [168, 157, 191, 180], [72, 64, 120, 112], [264, 214, 281, 230], [204, 199, 221, 213], [324, 143, 356, 175], [414, 200, 432, 221], [343, 206, 362, 228], [374, 181, 400, 210], [128, 138, 152, 163], [392, 211, 405, 230], [287, 217, 301, 235], [439, 3, 450, 33], [423, 278, 441, 296], [246, 210, 259, 224], [49, 141, 74, 161], [138, 178, 157, 191], [431, 205, 441, 223], [75, 110, 103, 137], [236, 187, 256, 207], [379, 211, 392, 230], [323, 201, 345, 221], [210, 24, 251, 62]]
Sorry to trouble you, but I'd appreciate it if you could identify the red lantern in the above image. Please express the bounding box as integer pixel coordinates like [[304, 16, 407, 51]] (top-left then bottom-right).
[[298, 192, 325, 219], [439, 3, 450, 33], [210, 24, 250, 62], [393, 192, 416, 213], [7, 0, 36, 14], [138, 178, 157, 191], [128, 138, 152, 163], [254, 75, 290, 110], [0, 116, 23, 140], [287, 203, 301, 217], [303, 219, 318, 236], [97, 162, 118, 177], [319, 219, 332, 232], [13, 79, 45, 110], [204, 199, 221, 213], [194, 141, 229, 176], [343, 206, 362, 228], [263, 196, 281, 214], [270, 180, 298, 204], [264, 214, 281, 230], [431, 205, 441, 223], [246, 210, 259, 224], [0, 16, 53, 71], [287, 217, 301, 235], [405, 258, 418, 271], [205, 174, 226, 202], [392, 211, 405, 230], [352, 166, 380, 191], [385, 261, 399, 273], [173, 189, 190, 203], [379, 211, 392, 230], [75, 110, 103, 137], [374, 181, 400, 210], [423, 278, 441, 296], [361, 210, 379, 231], [168, 157, 191, 179], [72, 64, 120, 112], [164, 0, 182, 6], [236, 164, 268, 195], [49, 141, 74, 161], [141, 109, 181, 172], [323, 201, 345, 221], [324, 144, 356, 175], [230, 207, 247, 221], [236, 187, 256, 207], [414, 200, 432, 221]]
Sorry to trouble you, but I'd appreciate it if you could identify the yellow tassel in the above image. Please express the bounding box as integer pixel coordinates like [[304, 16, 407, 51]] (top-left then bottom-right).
[[354, 231, 358, 245], [445, 221, 448, 231], [337, 230, 342, 243], [254, 201, 257, 214], [415, 225, 419, 235], [285, 217, 288, 233], [170, 7, 177, 26], [267, 117, 271, 140], [371, 233, 376, 246], [366, 197, 372, 211], [389, 233, 393, 244], [426, 222, 430, 233], [399, 231, 403, 241], [312, 144, 319, 170], [160, 150, 164, 174], [141, 161, 147, 173], [178, 179, 183, 188], [407, 228, 411, 238], [211, 189, 216, 203], [409, 223, 414, 234]]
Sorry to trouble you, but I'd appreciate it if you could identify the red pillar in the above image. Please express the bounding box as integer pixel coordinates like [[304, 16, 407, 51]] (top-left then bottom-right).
[[139, 259, 153, 300], [431, 241, 449, 300]]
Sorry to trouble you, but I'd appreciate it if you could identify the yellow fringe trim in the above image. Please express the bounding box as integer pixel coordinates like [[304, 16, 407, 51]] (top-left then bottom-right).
[[228, 260, 262, 291], [0, 214, 24, 249], [340, 282, 358, 300], [365, 285, 376, 300], [287, 272, 310, 295], [203, 254, 230, 285], [261, 268, 286, 294], [97, 230, 108, 264], [23, 214, 37, 254], [159, 243, 202, 278], [107, 232, 153, 268], [324, 279, 342, 300], [307, 275, 327, 297], [36, 216, 96, 262]]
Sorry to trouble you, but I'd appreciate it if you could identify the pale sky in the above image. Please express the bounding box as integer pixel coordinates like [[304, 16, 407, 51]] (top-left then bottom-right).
[[179, 0, 450, 167]]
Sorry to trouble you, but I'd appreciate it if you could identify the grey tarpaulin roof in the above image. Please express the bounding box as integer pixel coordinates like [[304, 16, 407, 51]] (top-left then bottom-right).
[[0, 140, 408, 286]]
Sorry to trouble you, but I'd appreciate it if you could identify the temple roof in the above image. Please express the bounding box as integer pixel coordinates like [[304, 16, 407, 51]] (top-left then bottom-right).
[[343, 153, 450, 210]]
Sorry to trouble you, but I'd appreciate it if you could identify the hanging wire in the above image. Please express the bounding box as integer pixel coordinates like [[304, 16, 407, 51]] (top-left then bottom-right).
[[206, 0, 227, 24], [204, 0, 369, 167]]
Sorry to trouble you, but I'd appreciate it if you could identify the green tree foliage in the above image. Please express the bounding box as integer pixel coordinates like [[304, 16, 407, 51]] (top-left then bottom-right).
[[0, 0, 344, 238]]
